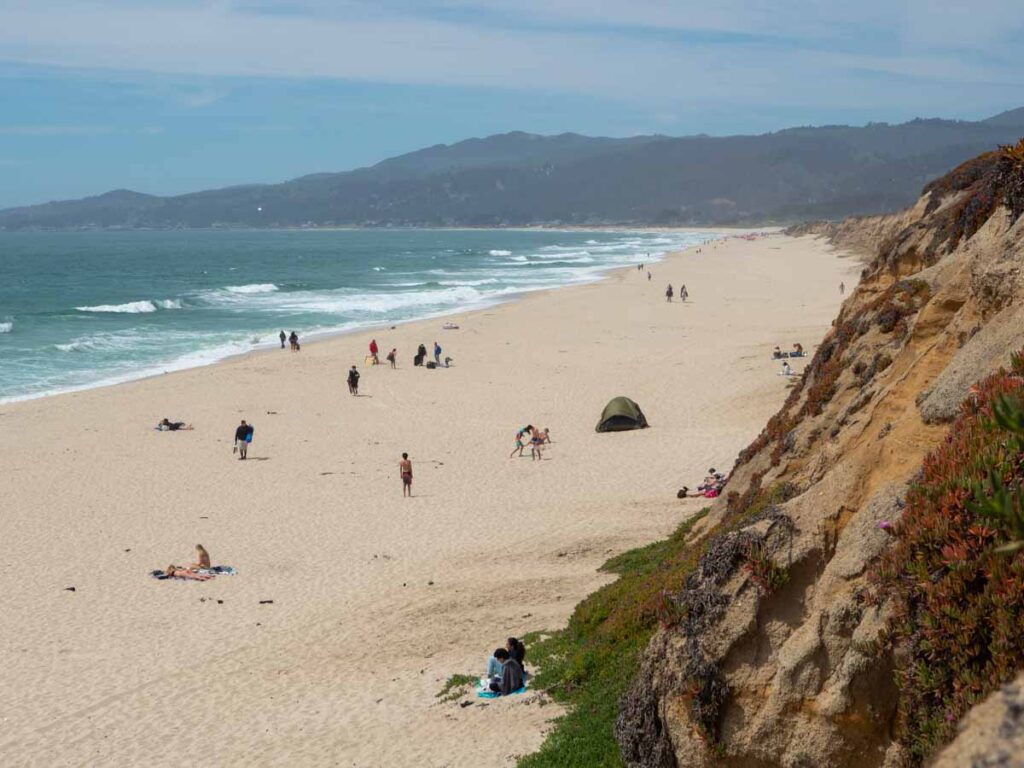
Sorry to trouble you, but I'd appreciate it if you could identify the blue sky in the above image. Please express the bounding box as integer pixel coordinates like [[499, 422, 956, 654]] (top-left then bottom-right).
[[1, 0, 1022, 208]]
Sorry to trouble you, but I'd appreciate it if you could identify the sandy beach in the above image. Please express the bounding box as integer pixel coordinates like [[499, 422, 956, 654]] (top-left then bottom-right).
[[0, 233, 856, 767]]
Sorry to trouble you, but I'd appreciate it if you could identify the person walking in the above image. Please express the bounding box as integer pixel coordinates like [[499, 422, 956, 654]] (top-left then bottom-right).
[[665, 283, 674, 302], [680, 284, 688, 302], [399, 452, 413, 497], [839, 281, 845, 296], [279, 330, 286, 349], [233, 420, 253, 460], [347, 365, 360, 395], [289, 331, 299, 351]]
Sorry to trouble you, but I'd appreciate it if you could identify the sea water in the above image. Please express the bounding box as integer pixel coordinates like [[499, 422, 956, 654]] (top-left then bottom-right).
[[0, 228, 719, 402]]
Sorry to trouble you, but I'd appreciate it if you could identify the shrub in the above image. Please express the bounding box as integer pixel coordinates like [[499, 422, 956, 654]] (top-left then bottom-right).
[[870, 355, 1024, 762]]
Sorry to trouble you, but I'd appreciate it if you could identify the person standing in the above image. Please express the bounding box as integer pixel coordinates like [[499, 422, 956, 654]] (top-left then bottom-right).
[[647, 271, 652, 282], [347, 365, 360, 395], [839, 281, 845, 296], [387, 348, 397, 369], [399, 453, 413, 497], [433, 341, 442, 365], [279, 330, 286, 349], [289, 331, 299, 351], [233, 420, 253, 460], [680, 284, 688, 302], [665, 284, 674, 302], [369, 339, 379, 365]]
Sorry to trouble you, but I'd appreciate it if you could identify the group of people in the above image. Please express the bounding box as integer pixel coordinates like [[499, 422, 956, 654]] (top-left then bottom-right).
[[485, 637, 527, 695], [279, 330, 300, 351], [772, 343, 804, 359], [665, 283, 688, 302], [162, 544, 213, 581], [510, 425, 551, 460], [679, 468, 727, 499], [412, 341, 448, 368]]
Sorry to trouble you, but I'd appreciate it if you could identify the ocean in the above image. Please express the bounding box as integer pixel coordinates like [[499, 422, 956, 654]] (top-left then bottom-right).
[[0, 228, 719, 403]]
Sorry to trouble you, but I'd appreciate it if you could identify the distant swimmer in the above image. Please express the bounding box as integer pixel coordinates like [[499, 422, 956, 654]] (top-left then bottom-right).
[[399, 452, 413, 497], [279, 330, 286, 349]]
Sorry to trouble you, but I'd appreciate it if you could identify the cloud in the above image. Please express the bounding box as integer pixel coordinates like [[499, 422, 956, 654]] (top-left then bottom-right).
[[0, 0, 1020, 112]]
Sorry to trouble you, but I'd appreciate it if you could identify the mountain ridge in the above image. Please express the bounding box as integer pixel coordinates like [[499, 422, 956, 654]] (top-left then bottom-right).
[[3, 110, 1024, 231]]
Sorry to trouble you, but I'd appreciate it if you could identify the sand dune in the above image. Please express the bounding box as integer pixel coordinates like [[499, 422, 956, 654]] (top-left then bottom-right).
[[0, 233, 855, 767]]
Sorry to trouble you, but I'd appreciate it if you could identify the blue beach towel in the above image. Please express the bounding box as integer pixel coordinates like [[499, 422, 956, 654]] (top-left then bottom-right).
[[476, 680, 528, 699]]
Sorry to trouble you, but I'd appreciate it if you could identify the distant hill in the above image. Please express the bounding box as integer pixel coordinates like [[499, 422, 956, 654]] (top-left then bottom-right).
[[3, 111, 1024, 230]]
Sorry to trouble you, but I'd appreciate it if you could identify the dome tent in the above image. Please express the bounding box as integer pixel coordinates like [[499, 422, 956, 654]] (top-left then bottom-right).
[[595, 396, 649, 433]]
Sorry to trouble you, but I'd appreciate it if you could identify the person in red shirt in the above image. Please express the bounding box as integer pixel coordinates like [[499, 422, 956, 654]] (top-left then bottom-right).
[[369, 339, 379, 365]]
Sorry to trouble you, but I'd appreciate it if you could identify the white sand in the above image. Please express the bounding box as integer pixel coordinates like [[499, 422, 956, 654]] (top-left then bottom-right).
[[0, 234, 855, 767]]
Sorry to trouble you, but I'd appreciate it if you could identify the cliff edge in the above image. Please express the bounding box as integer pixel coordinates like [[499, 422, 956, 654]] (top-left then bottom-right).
[[615, 140, 1024, 767]]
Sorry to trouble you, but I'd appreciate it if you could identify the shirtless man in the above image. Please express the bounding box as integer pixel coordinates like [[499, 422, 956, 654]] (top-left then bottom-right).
[[399, 452, 413, 497]]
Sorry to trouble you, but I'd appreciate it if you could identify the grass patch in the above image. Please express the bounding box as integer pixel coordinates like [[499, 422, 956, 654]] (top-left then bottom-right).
[[517, 510, 708, 768], [436, 673, 478, 704]]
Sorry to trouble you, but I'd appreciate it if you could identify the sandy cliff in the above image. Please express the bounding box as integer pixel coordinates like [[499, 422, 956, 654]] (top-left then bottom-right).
[[615, 141, 1024, 767]]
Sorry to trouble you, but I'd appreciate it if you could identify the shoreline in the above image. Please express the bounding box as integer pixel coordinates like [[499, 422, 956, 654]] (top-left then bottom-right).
[[0, 228, 761, 407], [0, 232, 855, 767]]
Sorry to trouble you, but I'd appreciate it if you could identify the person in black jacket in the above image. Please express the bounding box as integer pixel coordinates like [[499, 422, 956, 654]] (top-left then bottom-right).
[[233, 420, 253, 460], [347, 365, 360, 395]]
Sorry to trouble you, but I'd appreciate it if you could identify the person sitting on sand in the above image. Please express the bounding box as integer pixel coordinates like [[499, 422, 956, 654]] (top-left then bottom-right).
[[444, 356, 453, 368], [792, 342, 804, 357], [781, 362, 793, 376], [772, 346, 783, 359], [347, 365, 360, 395], [387, 348, 397, 369], [157, 418, 192, 431], [486, 647, 506, 679], [488, 648, 524, 695], [164, 564, 213, 581], [192, 544, 211, 570], [507, 637, 526, 670]]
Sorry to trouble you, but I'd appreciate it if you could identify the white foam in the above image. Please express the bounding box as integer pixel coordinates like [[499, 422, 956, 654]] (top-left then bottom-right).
[[372, 266, 386, 271], [0, 321, 11, 334], [224, 283, 279, 294], [156, 299, 183, 309], [488, 249, 512, 256], [76, 300, 158, 314]]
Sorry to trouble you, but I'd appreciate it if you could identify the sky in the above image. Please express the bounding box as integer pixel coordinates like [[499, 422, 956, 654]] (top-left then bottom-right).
[[1, 0, 1022, 208]]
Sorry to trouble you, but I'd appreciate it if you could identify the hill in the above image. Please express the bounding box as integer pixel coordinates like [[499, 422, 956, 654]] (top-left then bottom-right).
[[3, 111, 1024, 230], [509, 141, 1024, 766]]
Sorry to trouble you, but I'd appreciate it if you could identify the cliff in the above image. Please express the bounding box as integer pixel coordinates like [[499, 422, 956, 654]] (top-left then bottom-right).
[[614, 140, 1024, 767]]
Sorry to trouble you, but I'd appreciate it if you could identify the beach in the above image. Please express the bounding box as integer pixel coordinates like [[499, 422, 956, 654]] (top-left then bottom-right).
[[0, 233, 856, 767]]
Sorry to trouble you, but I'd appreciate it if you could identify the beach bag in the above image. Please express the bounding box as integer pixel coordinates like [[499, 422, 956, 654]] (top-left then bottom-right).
[[425, 361, 437, 369]]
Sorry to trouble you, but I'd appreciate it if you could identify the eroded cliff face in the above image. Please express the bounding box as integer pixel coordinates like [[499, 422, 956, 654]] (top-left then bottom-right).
[[617, 142, 1024, 768]]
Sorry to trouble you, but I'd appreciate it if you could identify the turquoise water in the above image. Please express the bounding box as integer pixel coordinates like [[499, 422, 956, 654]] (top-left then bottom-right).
[[0, 229, 718, 402]]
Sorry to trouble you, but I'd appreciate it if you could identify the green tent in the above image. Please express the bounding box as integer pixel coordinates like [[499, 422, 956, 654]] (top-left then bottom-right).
[[595, 396, 649, 433]]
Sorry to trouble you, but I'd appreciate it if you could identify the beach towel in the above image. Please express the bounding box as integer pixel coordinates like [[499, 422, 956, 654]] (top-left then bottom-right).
[[150, 565, 237, 580], [475, 679, 528, 699]]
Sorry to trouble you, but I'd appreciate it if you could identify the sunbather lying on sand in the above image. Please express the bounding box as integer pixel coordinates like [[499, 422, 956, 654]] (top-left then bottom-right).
[[157, 418, 193, 431], [164, 565, 213, 581]]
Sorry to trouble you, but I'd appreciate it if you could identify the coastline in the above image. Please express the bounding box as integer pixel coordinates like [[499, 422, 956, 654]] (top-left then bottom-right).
[[0, 228, 753, 407], [0, 233, 854, 766]]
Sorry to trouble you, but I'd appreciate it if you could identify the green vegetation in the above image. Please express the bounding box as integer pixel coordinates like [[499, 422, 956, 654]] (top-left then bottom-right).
[[871, 351, 1024, 762], [517, 511, 708, 768], [436, 673, 478, 704]]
